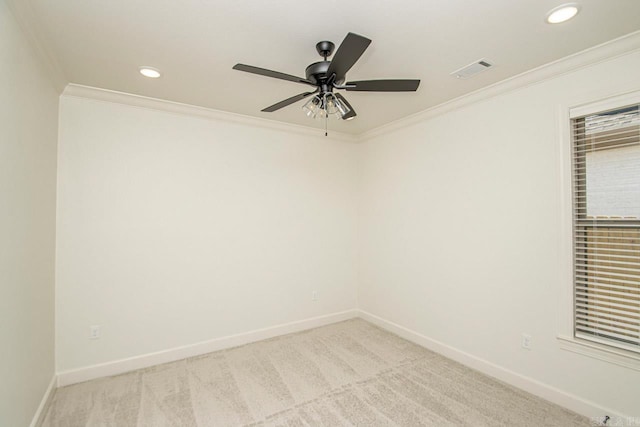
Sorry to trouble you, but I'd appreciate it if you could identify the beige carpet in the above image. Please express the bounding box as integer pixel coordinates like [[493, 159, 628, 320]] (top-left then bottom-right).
[[42, 319, 589, 426]]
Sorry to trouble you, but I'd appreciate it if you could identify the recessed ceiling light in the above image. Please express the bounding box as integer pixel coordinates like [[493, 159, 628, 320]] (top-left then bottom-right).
[[546, 3, 580, 24], [139, 66, 161, 78]]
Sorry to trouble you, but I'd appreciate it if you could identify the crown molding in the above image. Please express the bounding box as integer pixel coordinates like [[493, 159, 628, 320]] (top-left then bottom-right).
[[360, 30, 640, 141], [62, 84, 359, 143], [59, 29, 640, 143], [5, 0, 68, 94]]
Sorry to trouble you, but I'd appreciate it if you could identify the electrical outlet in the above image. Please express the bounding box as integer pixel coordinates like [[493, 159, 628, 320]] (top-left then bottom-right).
[[521, 333, 532, 350], [312, 290, 318, 301], [89, 325, 101, 340]]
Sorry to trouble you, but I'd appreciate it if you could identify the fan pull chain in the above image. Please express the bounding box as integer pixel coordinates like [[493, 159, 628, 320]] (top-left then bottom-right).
[[325, 113, 328, 137]]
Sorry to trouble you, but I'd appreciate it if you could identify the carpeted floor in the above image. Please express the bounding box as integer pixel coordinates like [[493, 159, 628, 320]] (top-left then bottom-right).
[[42, 318, 590, 426]]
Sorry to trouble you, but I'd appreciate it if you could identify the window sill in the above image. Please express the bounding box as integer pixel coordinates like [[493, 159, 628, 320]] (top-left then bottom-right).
[[557, 335, 640, 372]]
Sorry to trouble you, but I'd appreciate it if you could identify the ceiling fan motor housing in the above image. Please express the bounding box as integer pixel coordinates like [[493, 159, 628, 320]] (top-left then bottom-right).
[[306, 41, 345, 87], [305, 61, 333, 86]]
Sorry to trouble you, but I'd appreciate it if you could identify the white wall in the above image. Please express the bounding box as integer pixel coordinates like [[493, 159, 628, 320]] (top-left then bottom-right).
[[358, 50, 640, 417], [53, 36, 640, 419], [0, 1, 59, 425], [56, 96, 359, 372]]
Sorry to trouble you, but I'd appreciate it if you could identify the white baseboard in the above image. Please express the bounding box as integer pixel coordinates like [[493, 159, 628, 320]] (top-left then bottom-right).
[[54, 308, 625, 422], [57, 309, 358, 387], [30, 375, 56, 427], [357, 309, 627, 422]]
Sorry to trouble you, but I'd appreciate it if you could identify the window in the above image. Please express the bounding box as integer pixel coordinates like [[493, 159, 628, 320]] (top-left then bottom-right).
[[571, 102, 640, 354]]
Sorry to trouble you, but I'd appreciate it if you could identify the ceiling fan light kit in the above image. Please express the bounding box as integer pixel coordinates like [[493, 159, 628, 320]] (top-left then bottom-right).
[[232, 32, 420, 135], [302, 93, 350, 119]]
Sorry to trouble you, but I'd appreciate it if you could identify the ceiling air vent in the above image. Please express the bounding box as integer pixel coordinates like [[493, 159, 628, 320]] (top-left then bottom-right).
[[450, 59, 493, 79]]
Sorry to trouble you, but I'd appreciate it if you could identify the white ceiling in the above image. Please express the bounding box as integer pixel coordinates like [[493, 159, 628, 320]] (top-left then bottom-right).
[[19, 0, 640, 134]]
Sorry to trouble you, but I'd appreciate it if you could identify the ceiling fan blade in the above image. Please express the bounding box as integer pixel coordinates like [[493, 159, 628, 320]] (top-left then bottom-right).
[[261, 90, 318, 112], [335, 93, 357, 120], [233, 64, 315, 86], [345, 79, 420, 92], [326, 33, 372, 80]]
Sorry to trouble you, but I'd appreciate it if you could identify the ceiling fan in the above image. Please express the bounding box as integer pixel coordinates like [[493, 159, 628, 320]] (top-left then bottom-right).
[[232, 32, 420, 123]]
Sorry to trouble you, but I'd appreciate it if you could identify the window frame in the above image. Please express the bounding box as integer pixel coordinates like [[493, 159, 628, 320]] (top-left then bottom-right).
[[558, 90, 640, 371]]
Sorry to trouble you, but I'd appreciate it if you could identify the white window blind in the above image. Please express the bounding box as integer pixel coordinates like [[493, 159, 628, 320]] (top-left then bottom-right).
[[572, 103, 640, 353]]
